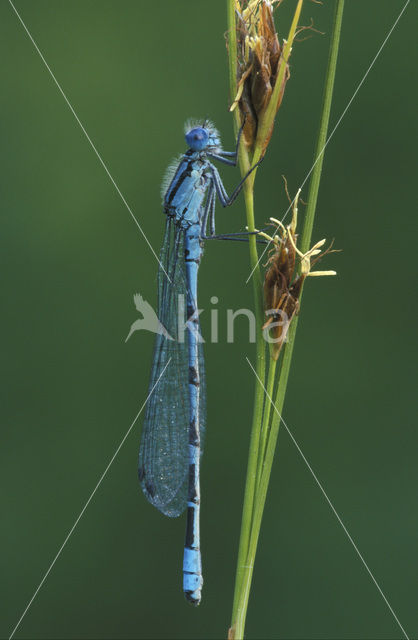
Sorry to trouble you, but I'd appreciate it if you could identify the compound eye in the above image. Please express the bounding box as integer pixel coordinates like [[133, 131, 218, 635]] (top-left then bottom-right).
[[186, 127, 208, 151]]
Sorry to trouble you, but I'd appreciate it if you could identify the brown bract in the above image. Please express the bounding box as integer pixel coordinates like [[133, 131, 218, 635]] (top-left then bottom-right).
[[260, 193, 336, 360], [233, 0, 290, 152], [263, 221, 303, 360]]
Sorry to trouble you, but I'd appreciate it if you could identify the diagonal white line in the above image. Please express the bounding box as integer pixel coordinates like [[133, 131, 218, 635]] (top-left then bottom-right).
[[246, 356, 410, 640], [8, 0, 170, 281], [246, 0, 411, 284], [8, 359, 171, 640]]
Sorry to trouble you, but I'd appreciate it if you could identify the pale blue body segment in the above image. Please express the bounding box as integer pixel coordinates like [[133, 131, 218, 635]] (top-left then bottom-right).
[[139, 120, 258, 605]]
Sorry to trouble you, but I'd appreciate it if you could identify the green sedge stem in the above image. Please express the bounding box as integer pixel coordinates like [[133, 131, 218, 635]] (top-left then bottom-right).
[[228, 0, 267, 626], [252, 0, 346, 604], [271, 0, 346, 444], [230, 181, 267, 626], [255, 355, 277, 491], [228, 0, 345, 638], [301, 0, 345, 254]]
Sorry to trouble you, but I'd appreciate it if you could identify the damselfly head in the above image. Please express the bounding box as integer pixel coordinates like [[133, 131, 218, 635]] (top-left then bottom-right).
[[184, 120, 222, 152], [185, 127, 209, 151]]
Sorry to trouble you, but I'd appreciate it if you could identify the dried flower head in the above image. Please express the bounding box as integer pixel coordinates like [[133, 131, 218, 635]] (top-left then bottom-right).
[[231, 0, 291, 153], [259, 190, 336, 359]]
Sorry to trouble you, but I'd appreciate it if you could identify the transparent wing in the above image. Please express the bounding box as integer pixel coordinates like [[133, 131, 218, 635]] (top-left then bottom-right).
[[139, 218, 206, 517]]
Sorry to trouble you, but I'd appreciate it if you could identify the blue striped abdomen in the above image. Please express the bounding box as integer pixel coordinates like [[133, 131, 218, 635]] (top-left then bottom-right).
[[183, 222, 203, 605]]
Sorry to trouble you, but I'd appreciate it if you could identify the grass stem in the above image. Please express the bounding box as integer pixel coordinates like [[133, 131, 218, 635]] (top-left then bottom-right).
[[228, 1, 345, 638]]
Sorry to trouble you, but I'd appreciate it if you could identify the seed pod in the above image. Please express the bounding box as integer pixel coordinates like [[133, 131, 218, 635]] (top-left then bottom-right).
[[232, 0, 290, 152], [259, 192, 337, 359]]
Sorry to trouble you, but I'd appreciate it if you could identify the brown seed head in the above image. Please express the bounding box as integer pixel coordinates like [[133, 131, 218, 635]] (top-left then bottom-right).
[[260, 192, 337, 359], [232, 0, 290, 152]]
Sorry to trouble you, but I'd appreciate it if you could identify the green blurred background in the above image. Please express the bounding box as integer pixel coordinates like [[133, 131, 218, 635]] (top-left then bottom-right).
[[1, 1, 416, 638]]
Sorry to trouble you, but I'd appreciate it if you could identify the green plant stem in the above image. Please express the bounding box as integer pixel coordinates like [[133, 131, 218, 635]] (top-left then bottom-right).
[[228, 2, 267, 623], [231, 351, 282, 634], [270, 0, 345, 442], [232, 354, 277, 636], [230, 188, 267, 622], [300, 0, 345, 254], [255, 355, 277, 491], [228, 1, 345, 638], [229, 0, 305, 634]]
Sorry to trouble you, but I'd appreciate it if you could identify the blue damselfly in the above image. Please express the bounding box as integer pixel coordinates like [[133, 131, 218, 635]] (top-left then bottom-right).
[[139, 120, 260, 605]]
